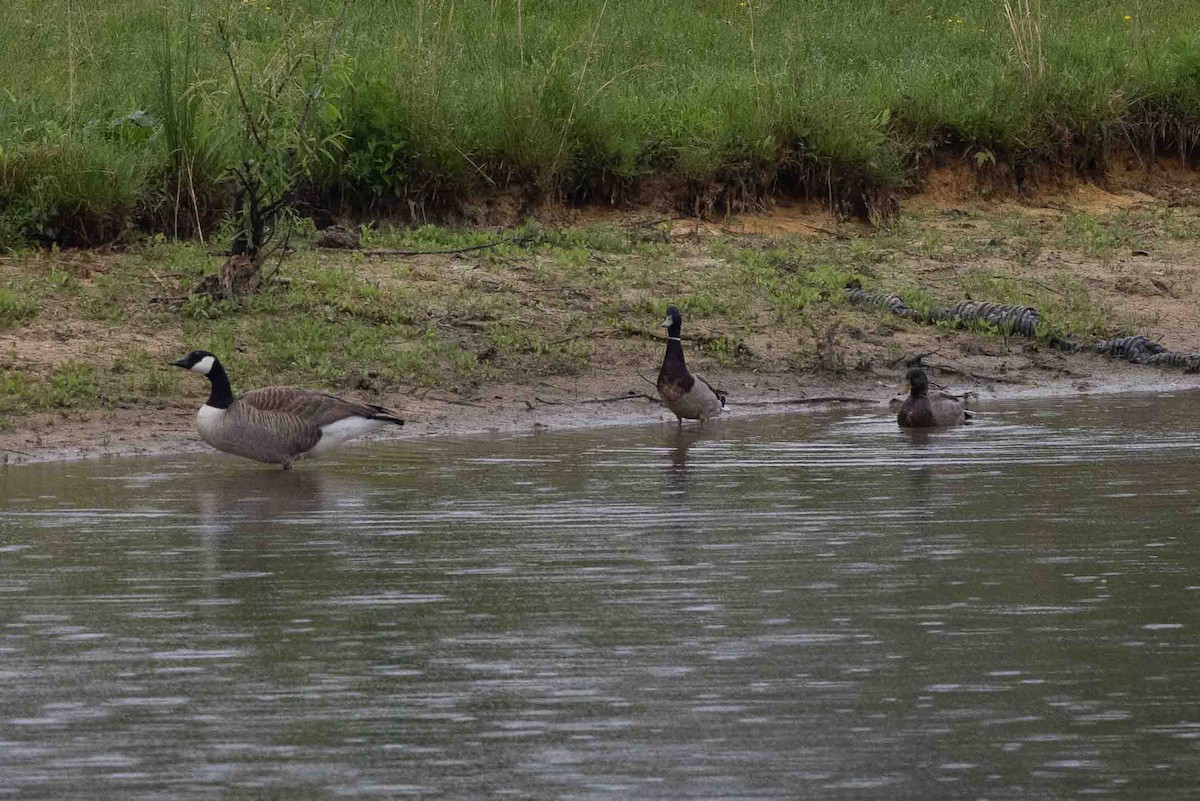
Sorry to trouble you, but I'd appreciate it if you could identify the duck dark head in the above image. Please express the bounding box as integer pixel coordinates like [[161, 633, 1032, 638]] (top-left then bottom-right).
[[906, 366, 929, 397], [661, 305, 683, 338], [170, 350, 219, 376]]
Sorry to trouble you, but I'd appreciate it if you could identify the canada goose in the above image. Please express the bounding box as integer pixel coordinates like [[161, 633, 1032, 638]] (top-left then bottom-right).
[[656, 305, 727, 427], [169, 350, 404, 469], [897, 365, 970, 428]]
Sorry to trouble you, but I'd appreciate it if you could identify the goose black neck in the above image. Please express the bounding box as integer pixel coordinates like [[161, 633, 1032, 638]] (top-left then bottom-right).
[[205, 360, 234, 409]]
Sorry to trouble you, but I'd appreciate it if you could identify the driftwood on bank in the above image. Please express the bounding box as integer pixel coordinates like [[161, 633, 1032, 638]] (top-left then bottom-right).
[[533, 392, 661, 406], [359, 236, 532, 258], [192, 253, 261, 300], [924, 362, 1026, 385], [735, 396, 879, 407]]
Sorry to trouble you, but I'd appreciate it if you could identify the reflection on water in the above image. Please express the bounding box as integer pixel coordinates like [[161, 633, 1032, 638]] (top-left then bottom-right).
[[2, 392, 1200, 799]]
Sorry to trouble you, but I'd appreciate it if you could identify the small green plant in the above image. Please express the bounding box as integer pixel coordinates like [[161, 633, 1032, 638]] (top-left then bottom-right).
[[921, 229, 944, 257], [46, 268, 80, 292], [973, 148, 997, 168], [182, 293, 235, 320], [49, 362, 102, 407], [0, 288, 37, 328]]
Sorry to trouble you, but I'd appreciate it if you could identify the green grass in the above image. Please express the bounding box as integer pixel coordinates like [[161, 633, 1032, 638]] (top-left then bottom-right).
[[0, 285, 38, 328], [2, 202, 1199, 418], [4, 1, 1200, 246]]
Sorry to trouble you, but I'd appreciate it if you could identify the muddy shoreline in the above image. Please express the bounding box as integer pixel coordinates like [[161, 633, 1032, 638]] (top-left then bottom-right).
[[4, 354, 1198, 466], [5, 180, 1200, 467]]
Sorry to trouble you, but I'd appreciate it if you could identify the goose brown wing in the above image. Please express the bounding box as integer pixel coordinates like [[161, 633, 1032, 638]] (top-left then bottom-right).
[[239, 387, 388, 427], [226, 388, 377, 455]]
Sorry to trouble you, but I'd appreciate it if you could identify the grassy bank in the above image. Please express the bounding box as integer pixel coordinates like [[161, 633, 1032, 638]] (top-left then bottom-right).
[[3, 199, 1199, 425], [3, 1, 1200, 247]]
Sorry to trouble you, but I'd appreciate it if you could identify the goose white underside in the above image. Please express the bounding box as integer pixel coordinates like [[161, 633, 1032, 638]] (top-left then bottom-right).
[[196, 403, 225, 441], [309, 416, 386, 455]]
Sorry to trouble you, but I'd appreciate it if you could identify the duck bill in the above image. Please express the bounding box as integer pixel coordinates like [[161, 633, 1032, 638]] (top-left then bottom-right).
[[660, 317, 672, 329]]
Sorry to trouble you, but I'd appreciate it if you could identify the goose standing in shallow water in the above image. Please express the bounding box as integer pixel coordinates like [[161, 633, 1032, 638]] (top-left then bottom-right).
[[170, 350, 404, 468], [656, 305, 727, 427], [897, 365, 970, 428]]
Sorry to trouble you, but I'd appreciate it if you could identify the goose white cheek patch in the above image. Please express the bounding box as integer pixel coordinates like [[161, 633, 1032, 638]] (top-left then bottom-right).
[[191, 356, 215, 375]]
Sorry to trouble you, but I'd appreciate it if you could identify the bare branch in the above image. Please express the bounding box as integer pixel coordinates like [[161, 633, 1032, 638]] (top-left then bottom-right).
[[217, 20, 265, 151], [736, 396, 879, 407], [534, 393, 659, 406], [361, 236, 532, 258]]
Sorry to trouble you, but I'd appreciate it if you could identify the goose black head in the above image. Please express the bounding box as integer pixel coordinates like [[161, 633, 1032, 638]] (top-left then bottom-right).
[[170, 350, 219, 376], [661, 305, 683, 337], [906, 366, 929, 397]]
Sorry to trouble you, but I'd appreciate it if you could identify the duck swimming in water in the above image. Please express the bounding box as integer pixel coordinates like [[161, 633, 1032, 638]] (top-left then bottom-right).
[[897, 365, 970, 428]]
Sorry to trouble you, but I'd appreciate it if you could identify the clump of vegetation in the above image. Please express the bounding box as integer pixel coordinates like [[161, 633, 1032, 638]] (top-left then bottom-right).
[[0, 286, 38, 328], [4, 1, 1200, 247]]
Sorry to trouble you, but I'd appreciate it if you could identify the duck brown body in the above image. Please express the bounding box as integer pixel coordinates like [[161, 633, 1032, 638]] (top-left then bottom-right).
[[656, 306, 726, 424], [897, 366, 968, 428]]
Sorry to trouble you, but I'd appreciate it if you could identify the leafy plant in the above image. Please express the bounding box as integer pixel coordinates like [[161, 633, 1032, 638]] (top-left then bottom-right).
[[195, 3, 350, 299], [0, 287, 38, 328]]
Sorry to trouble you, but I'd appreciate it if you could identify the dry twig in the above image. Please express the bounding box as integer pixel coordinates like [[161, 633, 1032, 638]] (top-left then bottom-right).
[[361, 236, 531, 258], [533, 392, 660, 406], [736, 396, 879, 407]]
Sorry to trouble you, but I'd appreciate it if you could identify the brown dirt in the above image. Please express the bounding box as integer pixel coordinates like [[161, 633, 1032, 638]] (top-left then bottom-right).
[[0, 320, 177, 374], [907, 156, 1158, 214]]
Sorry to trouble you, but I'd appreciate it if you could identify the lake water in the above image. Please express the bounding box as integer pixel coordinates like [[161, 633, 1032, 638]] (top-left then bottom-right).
[[2, 393, 1199, 799]]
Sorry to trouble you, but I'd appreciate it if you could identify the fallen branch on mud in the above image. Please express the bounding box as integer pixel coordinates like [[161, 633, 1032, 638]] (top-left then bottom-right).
[[718, 221, 845, 239], [532, 392, 879, 408], [736, 396, 879, 407], [925, 362, 1026, 385], [533, 392, 660, 406], [542, 326, 764, 361], [361, 236, 532, 258]]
